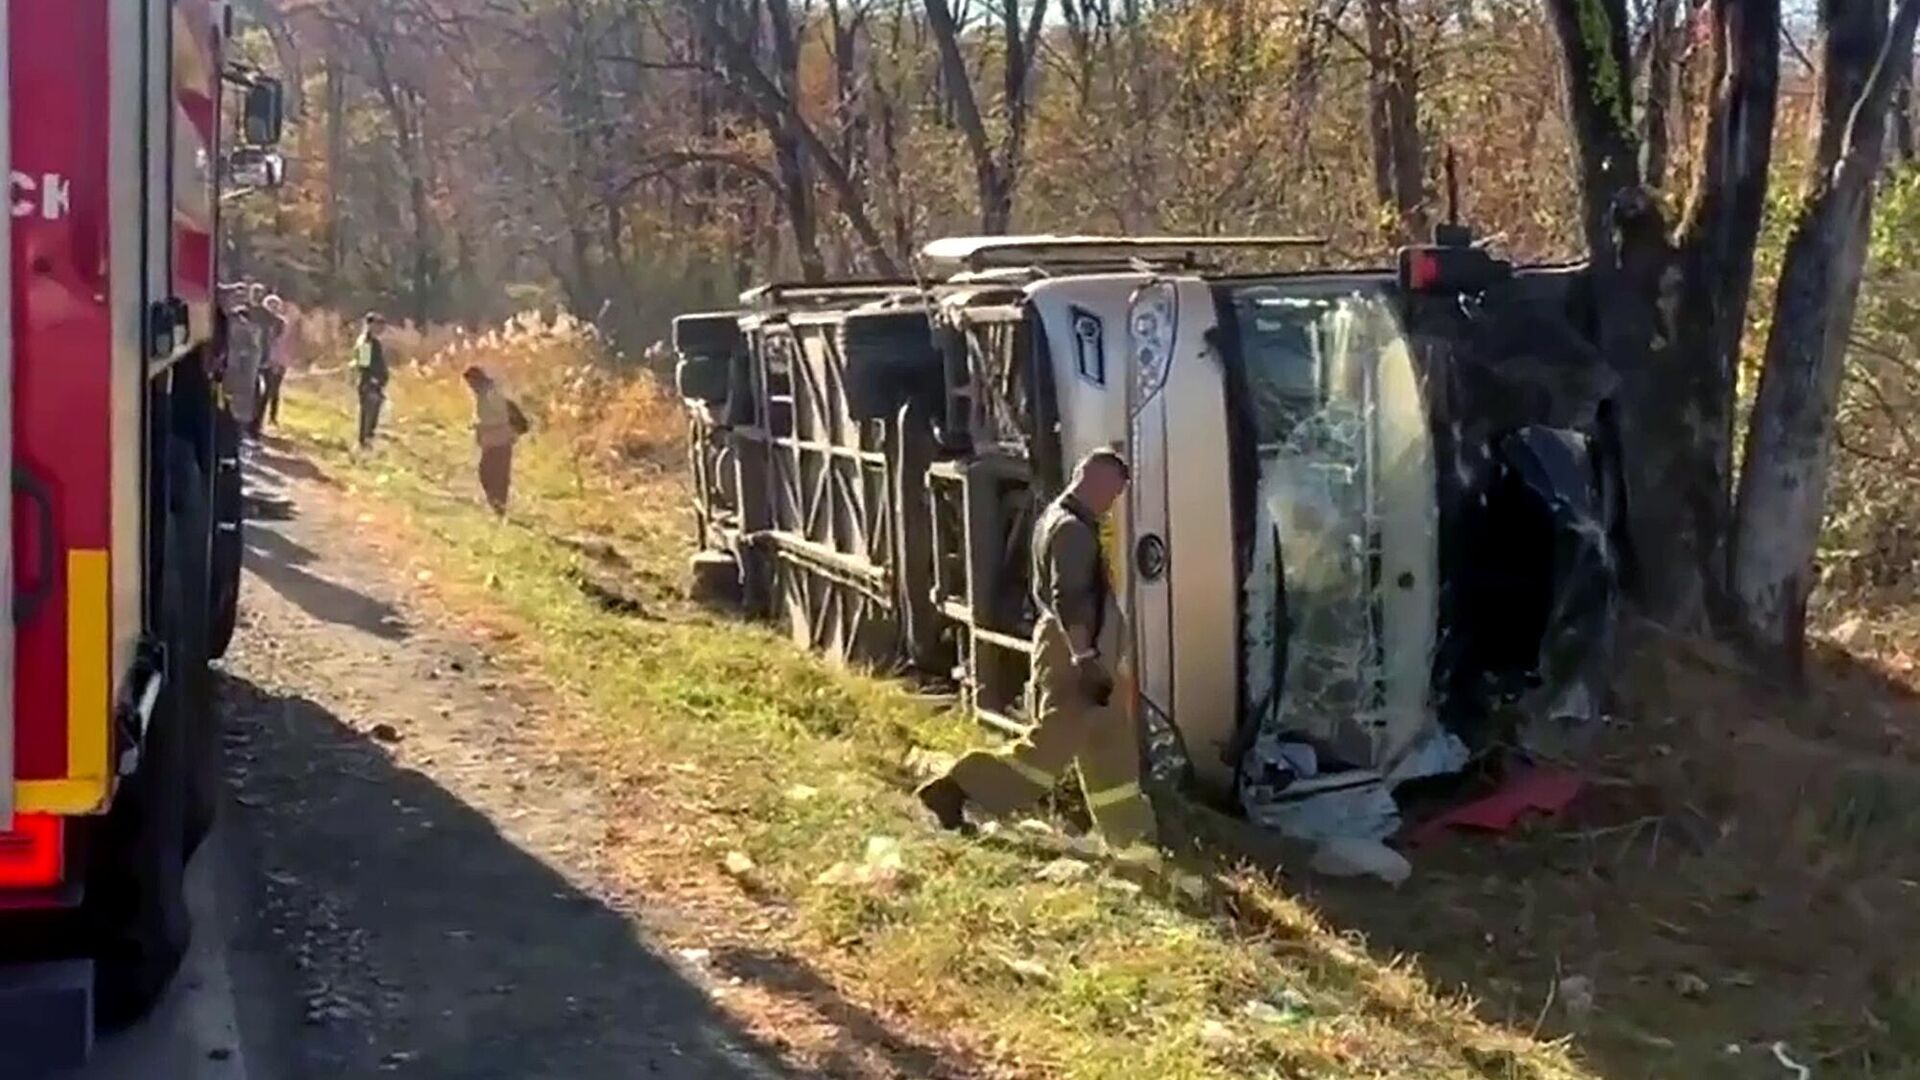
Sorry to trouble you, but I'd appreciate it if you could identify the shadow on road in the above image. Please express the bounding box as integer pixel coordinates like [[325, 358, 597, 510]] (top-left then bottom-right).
[[246, 439, 335, 487], [706, 947, 978, 1080], [241, 526, 409, 641], [220, 674, 794, 1080]]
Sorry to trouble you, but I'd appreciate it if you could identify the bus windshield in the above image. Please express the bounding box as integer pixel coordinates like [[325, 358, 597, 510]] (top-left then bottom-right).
[[1222, 280, 1438, 777]]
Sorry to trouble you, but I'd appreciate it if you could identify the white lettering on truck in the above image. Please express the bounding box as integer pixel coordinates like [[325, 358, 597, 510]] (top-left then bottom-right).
[[10, 172, 71, 220]]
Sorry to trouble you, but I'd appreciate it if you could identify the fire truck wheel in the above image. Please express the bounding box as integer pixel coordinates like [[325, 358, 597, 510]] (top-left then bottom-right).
[[839, 309, 939, 422], [88, 450, 202, 1028], [169, 442, 220, 855]]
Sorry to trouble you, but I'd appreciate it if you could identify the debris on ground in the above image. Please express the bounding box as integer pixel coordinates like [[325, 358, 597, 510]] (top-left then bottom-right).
[[1034, 857, 1092, 884], [1557, 975, 1596, 1024], [1671, 971, 1709, 999], [1309, 837, 1413, 885], [1771, 1041, 1812, 1080], [1405, 766, 1584, 846], [1241, 729, 1470, 843], [814, 835, 907, 889], [998, 956, 1054, 984], [902, 747, 955, 781]]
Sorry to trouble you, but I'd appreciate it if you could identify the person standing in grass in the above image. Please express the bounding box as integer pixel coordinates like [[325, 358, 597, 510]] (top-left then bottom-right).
[[463, 365, 529, 517], [915, 448, 1157, 851], [253, 294, 290, 435], [224, 303, 265, 441], [352, 313, 390, 449]]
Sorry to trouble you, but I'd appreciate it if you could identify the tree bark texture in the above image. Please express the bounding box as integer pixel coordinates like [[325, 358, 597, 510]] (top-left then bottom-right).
[[922, 0, 1048, 234], [1639, 0, 1682, 189], [1734, 0, 1920, 663], [1894, 57, 1916, 160], [679, 0, 901, 277], [1548, 0, 1782, 633], [1363, 0, 1428, 239], [1663, 0, 1780, 625]]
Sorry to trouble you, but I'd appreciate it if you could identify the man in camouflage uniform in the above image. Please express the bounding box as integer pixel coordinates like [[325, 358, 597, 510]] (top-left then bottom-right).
[[916, 448, 1156, 849]]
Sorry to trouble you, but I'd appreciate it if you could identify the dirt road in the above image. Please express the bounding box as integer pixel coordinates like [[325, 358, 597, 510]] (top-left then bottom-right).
[[168, 443, 792, 1078]]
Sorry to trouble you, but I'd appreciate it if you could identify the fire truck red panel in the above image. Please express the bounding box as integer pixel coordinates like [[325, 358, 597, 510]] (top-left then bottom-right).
[[10, 0, 113, 787]]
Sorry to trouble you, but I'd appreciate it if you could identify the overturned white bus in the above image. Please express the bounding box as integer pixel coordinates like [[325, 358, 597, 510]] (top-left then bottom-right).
[[673, 227, 1623, 835]]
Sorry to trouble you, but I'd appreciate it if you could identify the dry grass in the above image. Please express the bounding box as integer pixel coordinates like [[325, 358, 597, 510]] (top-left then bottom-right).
[[269, 311, 1920, 1079]]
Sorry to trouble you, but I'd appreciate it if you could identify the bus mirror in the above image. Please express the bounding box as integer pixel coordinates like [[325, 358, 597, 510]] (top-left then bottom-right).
[[244, 79, 284, 146]]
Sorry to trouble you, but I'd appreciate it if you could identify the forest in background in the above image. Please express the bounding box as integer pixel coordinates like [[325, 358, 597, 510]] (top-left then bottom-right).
[[228, 0, 1920, 657]]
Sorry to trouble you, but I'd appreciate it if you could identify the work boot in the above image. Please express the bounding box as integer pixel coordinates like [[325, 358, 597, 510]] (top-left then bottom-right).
[[915, 776, 969, 833]]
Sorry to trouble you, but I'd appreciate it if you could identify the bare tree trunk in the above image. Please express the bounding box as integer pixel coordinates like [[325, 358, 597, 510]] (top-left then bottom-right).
[[1640, 0, 1682, 189], [1895, 58, 1916, 160], [763, 1, 829, 281], [1815, 0, 1892, 165], [358, 18, 438, 323], [1363, 0, 1427, 239], [922, 0, 1047, 233], [1662, 0, 1780, 624], [1547, 0, 1781, 634], [1547, 0, 1681, 621], [1733, 0, 1920, 664], [323, 56, 346, 303], [678, 0, 901, 275]]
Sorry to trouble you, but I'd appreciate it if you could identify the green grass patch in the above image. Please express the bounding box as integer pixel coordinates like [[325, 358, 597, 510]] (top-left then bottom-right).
[[273, 374, 1590, 1080]]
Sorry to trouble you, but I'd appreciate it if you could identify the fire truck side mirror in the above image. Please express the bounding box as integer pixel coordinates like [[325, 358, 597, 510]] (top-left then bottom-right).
[[226, 148, 286, 192], [244, 79, 285, 147]]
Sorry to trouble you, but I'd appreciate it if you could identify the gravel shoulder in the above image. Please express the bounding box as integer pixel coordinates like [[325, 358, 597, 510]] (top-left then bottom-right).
[[217, 443, 792, 1079]]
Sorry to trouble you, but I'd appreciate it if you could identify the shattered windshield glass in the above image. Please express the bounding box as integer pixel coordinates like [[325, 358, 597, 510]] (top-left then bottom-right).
[[1227, 282, 1440, 797]]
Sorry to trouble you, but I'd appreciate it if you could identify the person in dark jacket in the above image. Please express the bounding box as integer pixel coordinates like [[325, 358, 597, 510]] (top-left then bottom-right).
[[352, 313, 389, 449]]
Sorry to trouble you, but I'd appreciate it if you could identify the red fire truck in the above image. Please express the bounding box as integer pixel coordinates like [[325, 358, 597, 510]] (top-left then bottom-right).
[[0, 0, 281, 1066]]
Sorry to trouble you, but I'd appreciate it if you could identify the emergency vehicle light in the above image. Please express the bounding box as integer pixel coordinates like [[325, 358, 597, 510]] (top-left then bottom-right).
[[0, 813, 63, 890], [1395, 243, 1511, 295]]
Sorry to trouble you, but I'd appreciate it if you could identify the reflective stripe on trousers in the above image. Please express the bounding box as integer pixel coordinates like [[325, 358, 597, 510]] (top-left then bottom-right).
[[944, 616, 1155, 848]]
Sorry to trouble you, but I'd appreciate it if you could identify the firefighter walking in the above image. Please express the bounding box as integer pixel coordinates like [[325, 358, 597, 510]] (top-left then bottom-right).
[[916, 449, 1157, 850]]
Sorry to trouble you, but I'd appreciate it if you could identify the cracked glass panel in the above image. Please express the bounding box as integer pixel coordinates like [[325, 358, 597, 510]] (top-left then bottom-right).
[[1230, 285, 1439, 784]]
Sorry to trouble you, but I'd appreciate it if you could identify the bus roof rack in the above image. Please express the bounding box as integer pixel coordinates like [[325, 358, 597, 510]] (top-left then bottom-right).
[[919, 235, 1328, 274], [738, 280, 919, 310]]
